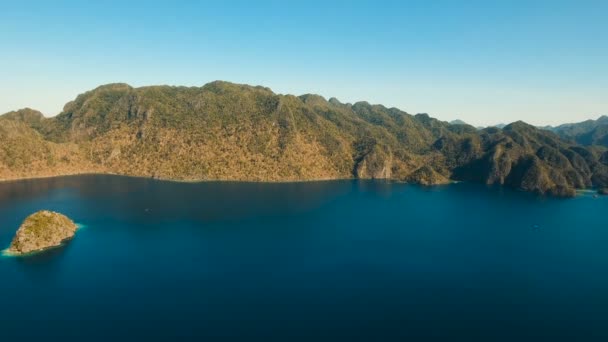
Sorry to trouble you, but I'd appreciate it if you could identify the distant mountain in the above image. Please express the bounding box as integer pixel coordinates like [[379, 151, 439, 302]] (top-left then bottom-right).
[[449, 119, 468, 125], [1, 81, 607, 196], [543, 116, 608, 147]]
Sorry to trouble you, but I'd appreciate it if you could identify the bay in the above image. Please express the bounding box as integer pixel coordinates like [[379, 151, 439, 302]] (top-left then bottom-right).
[[0, 175, 606, 341]]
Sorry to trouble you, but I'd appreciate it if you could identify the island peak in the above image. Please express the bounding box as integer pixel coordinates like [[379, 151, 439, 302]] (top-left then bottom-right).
[[6, 211, 77, 255]]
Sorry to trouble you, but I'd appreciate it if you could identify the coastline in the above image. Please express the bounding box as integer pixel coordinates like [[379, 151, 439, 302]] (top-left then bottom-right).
[[0, 171, 358, 185], [0, 171, 602, 197], [0, 171, 463, 186], [0, 170, 110, 183], [2, 241, 68, 258]]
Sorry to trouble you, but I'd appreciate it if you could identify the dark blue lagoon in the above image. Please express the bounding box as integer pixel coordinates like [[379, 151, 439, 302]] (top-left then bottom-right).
[[0, 175, 607, 341]]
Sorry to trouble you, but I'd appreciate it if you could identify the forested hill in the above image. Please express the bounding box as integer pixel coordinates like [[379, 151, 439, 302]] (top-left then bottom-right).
[[544, 116, 608, 147], [1, 81, 607, 196]]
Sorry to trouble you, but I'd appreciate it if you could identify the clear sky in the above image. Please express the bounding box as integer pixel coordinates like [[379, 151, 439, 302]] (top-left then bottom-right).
[[1, 0, 606, 126]]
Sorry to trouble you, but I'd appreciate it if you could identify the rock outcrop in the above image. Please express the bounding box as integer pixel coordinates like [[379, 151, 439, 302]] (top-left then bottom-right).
[[7, 211, 77, 255], [405, 165, 450, 186]]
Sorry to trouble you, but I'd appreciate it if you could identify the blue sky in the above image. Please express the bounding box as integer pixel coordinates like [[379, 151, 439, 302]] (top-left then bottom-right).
[[1, 0, 606, 126]]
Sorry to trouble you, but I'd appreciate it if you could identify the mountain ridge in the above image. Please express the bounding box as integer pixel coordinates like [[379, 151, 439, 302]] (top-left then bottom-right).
[[1, 81, 607, 196], [542, 115, 608, 147]]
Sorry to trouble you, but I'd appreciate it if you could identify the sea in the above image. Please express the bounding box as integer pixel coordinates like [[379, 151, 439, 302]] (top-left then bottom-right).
[[0, 175, 606, 341]]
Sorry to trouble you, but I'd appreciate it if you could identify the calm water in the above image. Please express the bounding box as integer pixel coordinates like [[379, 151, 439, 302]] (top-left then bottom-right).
[[0, 175, 606, 341]]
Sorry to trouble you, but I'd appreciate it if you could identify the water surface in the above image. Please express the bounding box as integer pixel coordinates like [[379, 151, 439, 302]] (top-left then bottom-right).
[[0, 175, 606, 341]]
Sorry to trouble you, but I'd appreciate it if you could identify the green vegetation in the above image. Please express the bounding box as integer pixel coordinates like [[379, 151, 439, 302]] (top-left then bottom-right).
[[8, 211, 77, 254], [546, 115, 608, 147], [1, 81, 607, 197]]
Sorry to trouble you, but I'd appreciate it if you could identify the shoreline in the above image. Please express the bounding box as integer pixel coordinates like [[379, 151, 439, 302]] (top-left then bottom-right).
[[0, 170, 110, 183], [0, 171, 603, 197], [0, 172, 464, 187], [2, 241, 68, 258], [0, 171, 368, 185]]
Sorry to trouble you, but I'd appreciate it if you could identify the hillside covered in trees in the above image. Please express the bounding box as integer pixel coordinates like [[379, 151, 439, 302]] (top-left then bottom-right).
[[544, 116, 608, 147], [1, 81, 607, 196]]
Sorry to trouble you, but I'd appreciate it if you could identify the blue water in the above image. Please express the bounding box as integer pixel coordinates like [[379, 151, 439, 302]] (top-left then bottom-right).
[[0, 175, 607, 341]]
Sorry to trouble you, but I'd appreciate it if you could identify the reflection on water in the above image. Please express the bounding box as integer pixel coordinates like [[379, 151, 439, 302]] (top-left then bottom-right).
[[12, 242, 71, 264], [5, 242, 72, 283]]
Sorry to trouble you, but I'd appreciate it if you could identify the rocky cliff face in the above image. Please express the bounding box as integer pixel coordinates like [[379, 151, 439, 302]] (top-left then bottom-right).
[[1, 81, 607, 196], [440, 122, 608, 197], [7, 211, 77, 255]]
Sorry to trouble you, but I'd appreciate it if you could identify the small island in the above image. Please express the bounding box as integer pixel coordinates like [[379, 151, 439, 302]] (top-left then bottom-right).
[[6, 211, 77, 255]]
